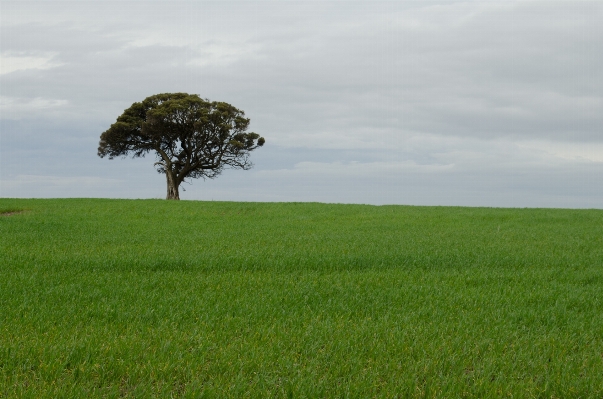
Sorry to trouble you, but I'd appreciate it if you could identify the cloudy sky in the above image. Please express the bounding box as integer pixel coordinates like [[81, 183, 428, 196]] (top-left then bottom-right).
[[1, 1, 602, 208]]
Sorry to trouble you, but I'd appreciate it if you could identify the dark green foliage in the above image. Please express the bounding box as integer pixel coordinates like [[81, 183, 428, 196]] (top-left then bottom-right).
[[98, 93, 265, 199], [1, 199, 603, 397]]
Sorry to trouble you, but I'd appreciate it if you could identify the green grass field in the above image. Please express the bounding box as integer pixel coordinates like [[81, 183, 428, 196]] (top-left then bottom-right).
[[1, 198, 602, 398]]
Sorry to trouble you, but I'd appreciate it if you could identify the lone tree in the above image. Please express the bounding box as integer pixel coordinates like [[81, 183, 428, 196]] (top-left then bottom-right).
[[98, 93, 265, 200]]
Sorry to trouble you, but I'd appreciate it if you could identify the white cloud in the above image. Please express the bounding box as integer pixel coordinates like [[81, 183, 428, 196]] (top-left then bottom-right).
[[517, 141, 603, 163], [0, 96, 69, 119], [0, 175, 124, 198], [260, 160, 455, 179], [4, 174, 120, 186], [186, 41, 264, 68], [0, 52, 64, 74], [1, 174, 163, 200]]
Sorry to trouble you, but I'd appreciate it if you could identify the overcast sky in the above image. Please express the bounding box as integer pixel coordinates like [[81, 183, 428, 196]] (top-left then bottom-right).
[[1, 1, 602, 208]]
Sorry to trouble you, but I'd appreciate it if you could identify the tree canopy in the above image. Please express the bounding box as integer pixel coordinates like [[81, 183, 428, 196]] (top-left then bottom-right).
[[98, 93, 265, 200]]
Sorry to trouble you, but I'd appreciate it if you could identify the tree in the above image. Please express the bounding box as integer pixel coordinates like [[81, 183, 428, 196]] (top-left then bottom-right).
[[98, 93, 265, 200]]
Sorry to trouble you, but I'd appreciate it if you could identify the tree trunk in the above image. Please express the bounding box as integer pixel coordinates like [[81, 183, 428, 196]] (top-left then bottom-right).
[[165, 172, 180, 200]]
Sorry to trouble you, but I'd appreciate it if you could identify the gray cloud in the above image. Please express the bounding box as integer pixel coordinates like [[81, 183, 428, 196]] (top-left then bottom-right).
[[1, 1, 601, 207]]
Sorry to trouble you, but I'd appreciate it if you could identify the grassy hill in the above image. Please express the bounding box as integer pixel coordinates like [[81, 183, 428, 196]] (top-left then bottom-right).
[[1, 198, 602, 397]]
